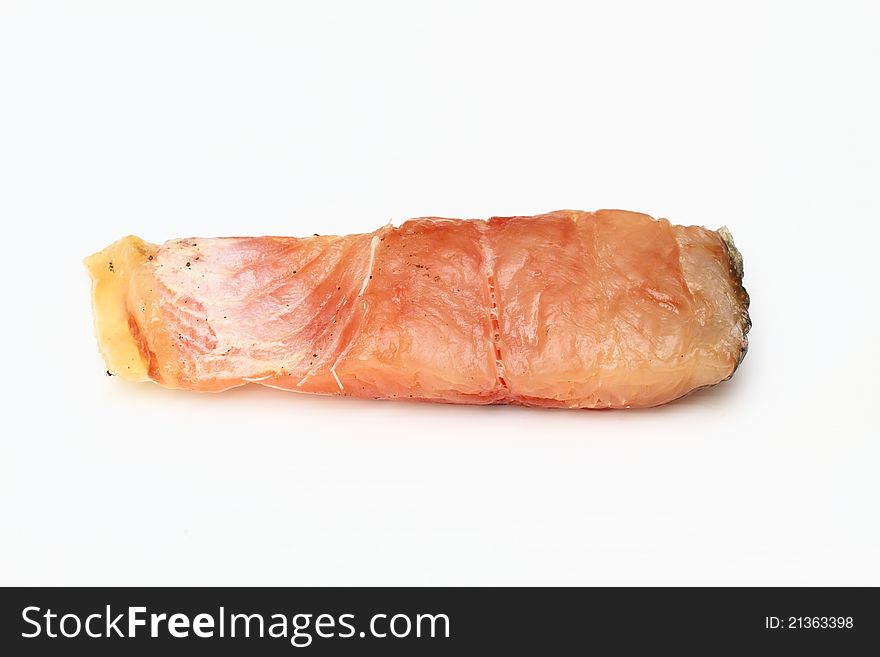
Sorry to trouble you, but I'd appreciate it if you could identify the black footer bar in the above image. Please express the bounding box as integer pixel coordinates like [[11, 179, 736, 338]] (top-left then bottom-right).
[[1, 587, 875, 654]]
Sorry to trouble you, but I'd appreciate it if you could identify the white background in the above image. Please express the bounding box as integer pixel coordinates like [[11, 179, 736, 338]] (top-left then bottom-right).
[[1, 1, 878, 586]]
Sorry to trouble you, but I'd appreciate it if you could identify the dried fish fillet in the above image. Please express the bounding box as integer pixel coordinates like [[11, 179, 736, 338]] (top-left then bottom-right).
[[85, 210, 749, 408]]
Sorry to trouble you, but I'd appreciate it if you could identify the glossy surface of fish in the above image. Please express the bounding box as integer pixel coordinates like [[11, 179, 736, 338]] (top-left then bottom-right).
[[85, 210, 750, 408]]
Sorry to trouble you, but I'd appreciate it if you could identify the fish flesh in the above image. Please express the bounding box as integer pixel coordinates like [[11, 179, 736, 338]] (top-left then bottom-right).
[[85, 210, 750, 409]]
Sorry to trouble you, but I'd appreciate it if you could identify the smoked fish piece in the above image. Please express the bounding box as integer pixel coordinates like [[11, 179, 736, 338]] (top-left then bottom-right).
[[85, 210, 750, 409]]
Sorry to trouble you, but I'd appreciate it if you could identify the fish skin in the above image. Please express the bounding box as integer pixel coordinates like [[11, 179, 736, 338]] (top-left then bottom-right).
[[85, 209, 750, 409]]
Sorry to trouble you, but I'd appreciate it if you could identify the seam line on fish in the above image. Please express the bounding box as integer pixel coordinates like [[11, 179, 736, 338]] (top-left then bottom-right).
[[358, 235, 380, 297], [478, 222, 508, 392]]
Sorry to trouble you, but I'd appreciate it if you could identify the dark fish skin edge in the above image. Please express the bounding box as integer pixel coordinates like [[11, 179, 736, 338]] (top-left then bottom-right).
[[716, 226, 751, 376]]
